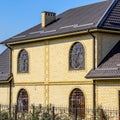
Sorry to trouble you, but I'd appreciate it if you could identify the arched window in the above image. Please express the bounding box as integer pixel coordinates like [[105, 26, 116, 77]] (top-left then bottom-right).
[[18, 49, 28, 73], [69, 42, 85, 70], [17, 89, 28, 112], [69, 88, 85, 118]]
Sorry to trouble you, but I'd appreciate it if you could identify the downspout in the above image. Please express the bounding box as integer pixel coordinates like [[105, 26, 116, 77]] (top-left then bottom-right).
[[5, 44, 12, 117], [88, 30, 95, 69], [93, 80, 96, 120], [88, 30, 96, 120], [9, 80, 12, 117]]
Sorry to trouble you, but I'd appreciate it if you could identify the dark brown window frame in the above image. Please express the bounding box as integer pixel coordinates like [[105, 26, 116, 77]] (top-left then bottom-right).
[[69, 88, 85, 118], [17, 89, 28, 112], [69, 42, 85, 70], [17, 49, 29, 73]]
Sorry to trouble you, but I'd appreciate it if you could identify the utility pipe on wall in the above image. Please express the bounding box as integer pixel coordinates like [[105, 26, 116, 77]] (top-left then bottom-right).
[[88, 30, 96, 120]]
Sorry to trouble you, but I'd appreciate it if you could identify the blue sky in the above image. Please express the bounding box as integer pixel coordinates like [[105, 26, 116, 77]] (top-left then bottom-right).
[[0, 0, 103, 53]]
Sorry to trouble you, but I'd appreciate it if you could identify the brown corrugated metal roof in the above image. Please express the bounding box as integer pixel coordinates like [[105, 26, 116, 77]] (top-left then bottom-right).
[[0, 48, 12, 81], [86, 40, 120, 78], [99, 0, 120, 30], [0, 74, 12, 81], [1, 0, 114, 44]]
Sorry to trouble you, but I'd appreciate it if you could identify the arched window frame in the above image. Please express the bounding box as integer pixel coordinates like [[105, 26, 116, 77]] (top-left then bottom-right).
[[69, 88, 85, 118], [69, 42, 85, 70], [18, 49, 29, 73], [17, 89, 28, 112]]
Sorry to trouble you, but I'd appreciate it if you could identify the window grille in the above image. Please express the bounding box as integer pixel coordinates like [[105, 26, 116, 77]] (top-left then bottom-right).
[[18, 49, 28, 73], [17, 89, 28, 112], [69, 42, 85, 70], [69, 88, 85, 118]]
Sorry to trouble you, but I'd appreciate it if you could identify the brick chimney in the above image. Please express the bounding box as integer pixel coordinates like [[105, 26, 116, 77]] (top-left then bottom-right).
[[42, 11, 56, 27]]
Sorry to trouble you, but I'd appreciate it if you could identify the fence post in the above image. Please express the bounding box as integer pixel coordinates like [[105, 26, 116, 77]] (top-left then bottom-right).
[[100, 109, 103, 120], [32, 104, 35, 119], [9, 105, 11, 119], [93, 109, 96, 120], [14, 105, 17, 120], [0, 104, 1, 120], [75, 107, 77, 120], [51, 106, 55, 120], [0, 104, 1, 112]]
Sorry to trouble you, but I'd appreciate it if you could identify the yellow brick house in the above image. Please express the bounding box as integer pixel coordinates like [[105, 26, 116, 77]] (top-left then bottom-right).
[[0, 0, 120, 119]]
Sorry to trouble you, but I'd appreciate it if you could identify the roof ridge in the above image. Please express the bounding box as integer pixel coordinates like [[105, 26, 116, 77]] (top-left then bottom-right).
[[97, 0, 119, 27]]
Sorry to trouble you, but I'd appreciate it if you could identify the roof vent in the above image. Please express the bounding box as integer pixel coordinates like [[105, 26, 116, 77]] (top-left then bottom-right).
[[42, 11, 56, 27], [117, 64, 120, 70]]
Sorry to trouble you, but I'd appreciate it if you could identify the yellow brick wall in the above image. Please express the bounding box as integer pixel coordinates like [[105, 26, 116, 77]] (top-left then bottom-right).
[[10, 34, 94, 106], [12, 41, 45, 83], [11, 84, 93, 108], [95, 33, 120, 109], [12, 34, 93, 83], [49, 35, 93, 81], [12, 85, 44, 105], [49, 84, 93, 107], [7, 31, 120, 107], [96, 80, 120, 109], [0, 85, 9, 104]]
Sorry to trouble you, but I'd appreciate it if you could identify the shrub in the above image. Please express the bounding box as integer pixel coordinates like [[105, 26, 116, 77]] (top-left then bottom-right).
[[0, 111, 9, 120]]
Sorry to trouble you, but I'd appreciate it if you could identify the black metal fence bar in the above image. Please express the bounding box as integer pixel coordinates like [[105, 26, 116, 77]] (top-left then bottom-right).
[[0, 104, 119, 120]]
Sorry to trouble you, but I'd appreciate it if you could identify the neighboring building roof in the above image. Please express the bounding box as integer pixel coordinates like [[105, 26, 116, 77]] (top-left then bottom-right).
[[0, 74, 12, 81], [0, 48, 12, 81], [86, 40, 120, 78], [98, 0, 120, 30], [1, 0, 120, 44]]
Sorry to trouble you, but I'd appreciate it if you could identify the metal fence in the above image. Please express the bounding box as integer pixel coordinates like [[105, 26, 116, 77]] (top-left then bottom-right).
[[0, 104, 119, 120]]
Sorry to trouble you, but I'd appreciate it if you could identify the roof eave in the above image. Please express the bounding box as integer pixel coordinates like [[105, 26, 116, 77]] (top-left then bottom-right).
[[0, 76, 13, 84], [86, 75, 120, 80], [1, 29, 90, 45], [1, 28, 120, 45]]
